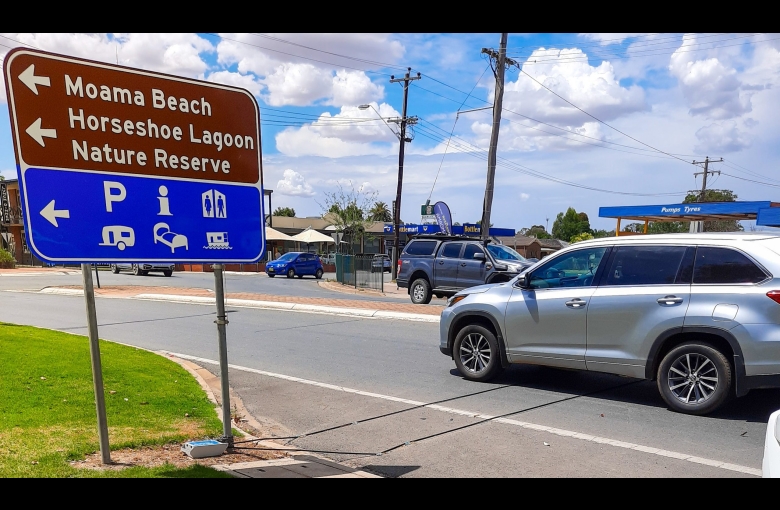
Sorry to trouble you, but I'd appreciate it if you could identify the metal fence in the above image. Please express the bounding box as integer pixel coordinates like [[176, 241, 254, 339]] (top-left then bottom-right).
[[335, 253, 383, 292], [355, 254, 383, 292]]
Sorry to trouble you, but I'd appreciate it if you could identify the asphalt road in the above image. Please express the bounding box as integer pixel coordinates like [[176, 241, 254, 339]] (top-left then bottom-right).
[[1, 287, 777, 477], [0, 268, 420, 304]]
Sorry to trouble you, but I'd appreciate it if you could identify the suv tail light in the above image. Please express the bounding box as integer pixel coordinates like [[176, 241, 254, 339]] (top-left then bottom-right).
[[768, 291, 780, 305], [397, 258, 403, 272]]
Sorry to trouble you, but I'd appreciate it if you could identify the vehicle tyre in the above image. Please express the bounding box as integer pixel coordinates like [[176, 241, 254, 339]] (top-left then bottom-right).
[[132, 264, 142, 276], [315, 269, 323, 279], [410, 278, 432, 305], [267, 274, 275, 278], [453, 324, 504, 382], [287, 268, 295, 278], [657, 342, 732, 416], [434, 293, 444, 299], [163, 270, 172, 277], [297, 274, 303, 278], [110, 265, 119, 274]]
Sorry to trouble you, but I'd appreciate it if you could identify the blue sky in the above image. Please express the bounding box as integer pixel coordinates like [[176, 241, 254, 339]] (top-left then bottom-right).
[[3, 33, 780, 233]]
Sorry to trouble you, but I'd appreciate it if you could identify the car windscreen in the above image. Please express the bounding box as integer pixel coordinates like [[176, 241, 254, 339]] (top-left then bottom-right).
[[487, 244, 527, 261], [277, 253, 297, 261]]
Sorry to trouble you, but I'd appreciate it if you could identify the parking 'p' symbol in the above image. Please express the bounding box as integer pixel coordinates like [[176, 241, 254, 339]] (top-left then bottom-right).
[[104, 181, 126, 212]]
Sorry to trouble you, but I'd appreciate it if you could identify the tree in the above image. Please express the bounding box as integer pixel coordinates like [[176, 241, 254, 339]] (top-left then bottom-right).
[[622, 221, 687, 234], [519, 225, 551, 239], [592, 229, 615, 238], [552, 207, 591, 242], [368, 201, 392, 222], [273, 206, 296, 217], [475, 220, 493, 227], [570, 232, 595, 243], [684, 189, 743, 232], [319, 181, 379, 254]]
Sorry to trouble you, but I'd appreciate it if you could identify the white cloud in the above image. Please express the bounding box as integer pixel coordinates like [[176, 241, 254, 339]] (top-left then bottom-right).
[[520, 193, 530, 201], [261, 63, 333, 106], [578, 34, 647, 45], [276, 169, 315, 197], [503, 48, 647, 127], [206, 70, 263, 96], [216, 33, 404, 76], [274, 103, 401, 157], [328, 70, 384, 106], [260, 63, 384, 107], [0, 33, 214, 104], [694, 120, 752, 153], [669, 34, 753, 120]]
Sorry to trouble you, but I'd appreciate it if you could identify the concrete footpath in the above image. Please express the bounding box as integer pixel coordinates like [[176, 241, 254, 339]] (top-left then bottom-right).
[[34, 281, 443, 323], [170, 354, 381, 478]]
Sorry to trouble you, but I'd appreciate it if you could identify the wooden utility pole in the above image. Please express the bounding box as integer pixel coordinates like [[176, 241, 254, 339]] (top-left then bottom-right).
[[690, 156, 723, 232], [389, 68, 420, 279], [480, 34, 517, 240]]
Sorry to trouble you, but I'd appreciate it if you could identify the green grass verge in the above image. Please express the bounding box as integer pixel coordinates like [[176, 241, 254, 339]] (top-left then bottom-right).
[[0, 323, 231, 478]]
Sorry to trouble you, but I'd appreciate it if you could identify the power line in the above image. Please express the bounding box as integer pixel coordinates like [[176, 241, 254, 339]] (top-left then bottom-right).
[[518, 68, 693, 165], [428, 64, 491, 203]]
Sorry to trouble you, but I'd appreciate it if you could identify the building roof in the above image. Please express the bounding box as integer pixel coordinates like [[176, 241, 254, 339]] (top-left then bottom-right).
[[495, 235, 542, 247]]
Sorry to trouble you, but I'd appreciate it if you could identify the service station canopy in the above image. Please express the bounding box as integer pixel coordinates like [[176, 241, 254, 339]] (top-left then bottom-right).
[[600, 201, 780, 228]]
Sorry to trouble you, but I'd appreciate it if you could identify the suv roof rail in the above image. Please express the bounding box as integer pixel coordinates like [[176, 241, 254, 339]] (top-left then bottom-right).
[[409, 233, 493, 245]]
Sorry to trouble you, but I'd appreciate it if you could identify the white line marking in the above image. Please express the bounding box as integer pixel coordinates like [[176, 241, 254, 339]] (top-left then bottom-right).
[[33, 288, 440, 322], [168, 351, 762, 477]]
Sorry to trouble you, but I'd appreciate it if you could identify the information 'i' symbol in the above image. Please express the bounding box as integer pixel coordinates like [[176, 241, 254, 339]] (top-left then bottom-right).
[[157, 185, 172, 216]]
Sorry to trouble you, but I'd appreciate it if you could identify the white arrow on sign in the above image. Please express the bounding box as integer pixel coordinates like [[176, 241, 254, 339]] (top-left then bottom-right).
[[18, 64, 51, 95], [40, 200, 70, 227], [26, 118, 57, 147]]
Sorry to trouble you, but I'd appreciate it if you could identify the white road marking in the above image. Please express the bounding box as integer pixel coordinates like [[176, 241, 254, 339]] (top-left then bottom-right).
[[168, 351, 762, 477], [32, 288, 440, 322]]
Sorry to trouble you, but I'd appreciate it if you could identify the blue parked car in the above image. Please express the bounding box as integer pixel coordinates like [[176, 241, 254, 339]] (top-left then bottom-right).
[[266, 252, 324, 279]]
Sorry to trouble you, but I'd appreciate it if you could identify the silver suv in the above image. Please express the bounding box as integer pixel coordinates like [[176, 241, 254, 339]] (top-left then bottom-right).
[[439, 232, 780, 415]]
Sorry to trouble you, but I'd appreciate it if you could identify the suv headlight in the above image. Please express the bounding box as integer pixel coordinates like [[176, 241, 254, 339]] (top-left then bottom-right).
[[447, 295, 467, 308]]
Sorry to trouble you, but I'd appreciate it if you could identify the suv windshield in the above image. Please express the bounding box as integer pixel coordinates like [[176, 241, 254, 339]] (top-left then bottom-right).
[[487, 244, 527, 262]]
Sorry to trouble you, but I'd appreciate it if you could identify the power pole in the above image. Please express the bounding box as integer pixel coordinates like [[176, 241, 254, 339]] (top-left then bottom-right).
[[389, 68, 420, 280], [480, 33, 517, 241], [690, 156, 723, 232]]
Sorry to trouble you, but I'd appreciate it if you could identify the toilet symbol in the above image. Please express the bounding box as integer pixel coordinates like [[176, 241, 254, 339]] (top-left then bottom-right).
[[202, 190, 227, 218], [157, 185, 172, 216]]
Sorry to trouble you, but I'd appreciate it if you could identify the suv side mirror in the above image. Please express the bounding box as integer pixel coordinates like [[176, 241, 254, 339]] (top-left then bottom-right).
[[515, 274, 530, 289], [473, 252, 485, 261]]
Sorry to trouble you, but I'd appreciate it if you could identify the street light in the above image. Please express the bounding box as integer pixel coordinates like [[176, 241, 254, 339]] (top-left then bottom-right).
[[358, 104, 400, 140]]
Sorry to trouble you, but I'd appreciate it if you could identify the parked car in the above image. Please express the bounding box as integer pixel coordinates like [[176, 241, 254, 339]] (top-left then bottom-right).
[[397, 235, 534, 304], [266, 252, 324, 279], [372, 254, 391, 273], [321, 252, 337, 265], [763, 409, 780, 477], [439, 232, 780, 416], [110, 263, 174, 277]]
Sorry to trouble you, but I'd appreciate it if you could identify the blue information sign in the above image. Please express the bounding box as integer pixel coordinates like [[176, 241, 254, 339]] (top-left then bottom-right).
[[20, 168, 263, 262]]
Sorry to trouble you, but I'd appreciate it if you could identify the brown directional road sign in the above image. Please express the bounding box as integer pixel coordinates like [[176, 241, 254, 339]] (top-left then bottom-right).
[[4, 48, 262, 185]]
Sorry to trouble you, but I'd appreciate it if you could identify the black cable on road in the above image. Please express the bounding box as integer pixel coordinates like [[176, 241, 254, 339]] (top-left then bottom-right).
[[232, 379, 644, 458], [231, 383, 513, 445]]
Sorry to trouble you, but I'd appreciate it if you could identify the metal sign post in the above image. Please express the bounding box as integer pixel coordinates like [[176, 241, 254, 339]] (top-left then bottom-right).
[[212, 263, 232, 444], [81, 262, 110, 463], [4, 48, 265, 461]]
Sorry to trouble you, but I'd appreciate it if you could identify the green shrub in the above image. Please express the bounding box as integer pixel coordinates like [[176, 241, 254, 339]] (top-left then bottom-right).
[[0, 248, 15, 268]]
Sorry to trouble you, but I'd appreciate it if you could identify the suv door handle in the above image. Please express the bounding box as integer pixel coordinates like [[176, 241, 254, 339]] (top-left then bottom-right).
[[460, 262, 467, 266], [565, 298, 586, 308], [438, 260, 445, 265], [657, 296, 684, 305]]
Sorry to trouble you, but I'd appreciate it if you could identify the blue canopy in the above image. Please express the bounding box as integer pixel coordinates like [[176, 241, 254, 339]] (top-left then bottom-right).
[[599, 201, 778, 222]]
